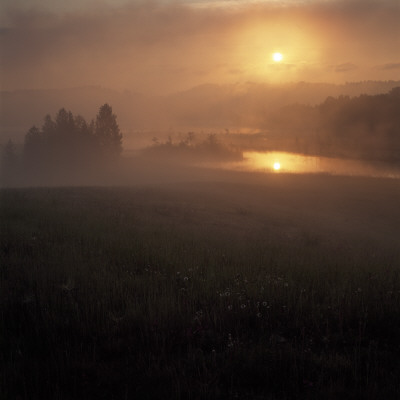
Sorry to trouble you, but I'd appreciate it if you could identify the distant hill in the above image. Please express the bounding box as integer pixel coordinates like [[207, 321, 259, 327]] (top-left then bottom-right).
[[2, 81, 400, 146], [255, 87, 400, 163]]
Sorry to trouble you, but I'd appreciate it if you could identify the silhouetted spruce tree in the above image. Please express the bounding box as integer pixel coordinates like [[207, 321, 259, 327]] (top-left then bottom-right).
[[41, 114, 56, 139], [53, 109, 76, 164], [55, 108, 75, 135], [73, 114, 97, 165], [94, 104, 123, 159]]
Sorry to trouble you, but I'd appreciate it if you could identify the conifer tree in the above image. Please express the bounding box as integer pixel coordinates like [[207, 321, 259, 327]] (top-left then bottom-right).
[[94, 104, 123, 158]]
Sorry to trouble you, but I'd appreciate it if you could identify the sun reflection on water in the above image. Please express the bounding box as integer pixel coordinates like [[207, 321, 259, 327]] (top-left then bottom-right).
[[218, 151, 400, 179], [273, 162, 281, 171], [247, 151, 319, 173]]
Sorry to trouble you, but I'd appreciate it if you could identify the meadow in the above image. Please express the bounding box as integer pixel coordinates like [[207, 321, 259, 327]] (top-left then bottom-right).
[[1, 170, 400, 399]]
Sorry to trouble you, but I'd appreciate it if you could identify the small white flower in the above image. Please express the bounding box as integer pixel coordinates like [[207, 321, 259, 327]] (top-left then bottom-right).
[[61, 279, 75, 292]]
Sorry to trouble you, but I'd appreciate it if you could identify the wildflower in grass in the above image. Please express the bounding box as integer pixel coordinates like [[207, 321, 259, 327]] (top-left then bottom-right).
[[240, 304, 246, 309], [262, 301, 268, 307], [257, 312, 262, 318], [227, 305, 233, 311], [184, 276, 189, 282], [61, 279, 75, 292], [110, 313, 125, 323]]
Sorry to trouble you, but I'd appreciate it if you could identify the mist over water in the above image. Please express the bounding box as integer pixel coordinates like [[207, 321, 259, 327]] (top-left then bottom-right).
[[215, 151, 400, 179], [2, 2, 400, 399]]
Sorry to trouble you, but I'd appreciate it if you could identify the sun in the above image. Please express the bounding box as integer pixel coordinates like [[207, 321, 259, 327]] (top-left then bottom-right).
[[272, 52, 283, 62], [273, 162, 281, 171]]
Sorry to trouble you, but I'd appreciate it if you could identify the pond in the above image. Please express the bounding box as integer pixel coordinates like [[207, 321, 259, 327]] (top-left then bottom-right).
[[219, 151, 400, 179]]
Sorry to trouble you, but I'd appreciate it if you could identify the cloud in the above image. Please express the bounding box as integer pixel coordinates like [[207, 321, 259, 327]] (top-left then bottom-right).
[[1, 0, 400, 93], [376, 63, 400, 70], [334, 63, 358, 73]]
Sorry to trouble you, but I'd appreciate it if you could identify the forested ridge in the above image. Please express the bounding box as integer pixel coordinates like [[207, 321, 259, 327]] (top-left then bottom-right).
[[266, 87, 400, 161]]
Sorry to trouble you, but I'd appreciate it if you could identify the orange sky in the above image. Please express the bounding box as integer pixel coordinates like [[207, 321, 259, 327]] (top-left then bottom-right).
[[1, 1, 399, 94]]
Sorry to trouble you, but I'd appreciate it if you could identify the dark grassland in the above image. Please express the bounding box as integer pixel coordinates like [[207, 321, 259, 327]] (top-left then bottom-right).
[[1, 172, 400, 399]]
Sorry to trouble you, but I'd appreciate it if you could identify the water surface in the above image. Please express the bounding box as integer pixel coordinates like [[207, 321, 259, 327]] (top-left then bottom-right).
[[220, 151, 400, 179]]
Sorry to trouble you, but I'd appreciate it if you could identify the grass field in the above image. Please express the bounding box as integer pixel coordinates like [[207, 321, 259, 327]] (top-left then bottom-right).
[[1, 171, 400, 399]]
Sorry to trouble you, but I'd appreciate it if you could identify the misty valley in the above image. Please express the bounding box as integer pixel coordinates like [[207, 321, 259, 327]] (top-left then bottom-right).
[[1, 86, 400, 399], [2, 85, 400, 187], [3, 0, 400, 397]]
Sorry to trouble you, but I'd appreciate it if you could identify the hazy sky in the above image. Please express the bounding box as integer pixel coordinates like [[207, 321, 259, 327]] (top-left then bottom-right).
[[1, 0, 399, 94]]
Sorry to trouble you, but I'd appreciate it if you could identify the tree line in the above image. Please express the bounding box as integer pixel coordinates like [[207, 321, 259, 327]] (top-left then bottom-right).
[[144, 132, 243, 162], [267, 87, 400, 161], [1, 104, 122, 184]]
